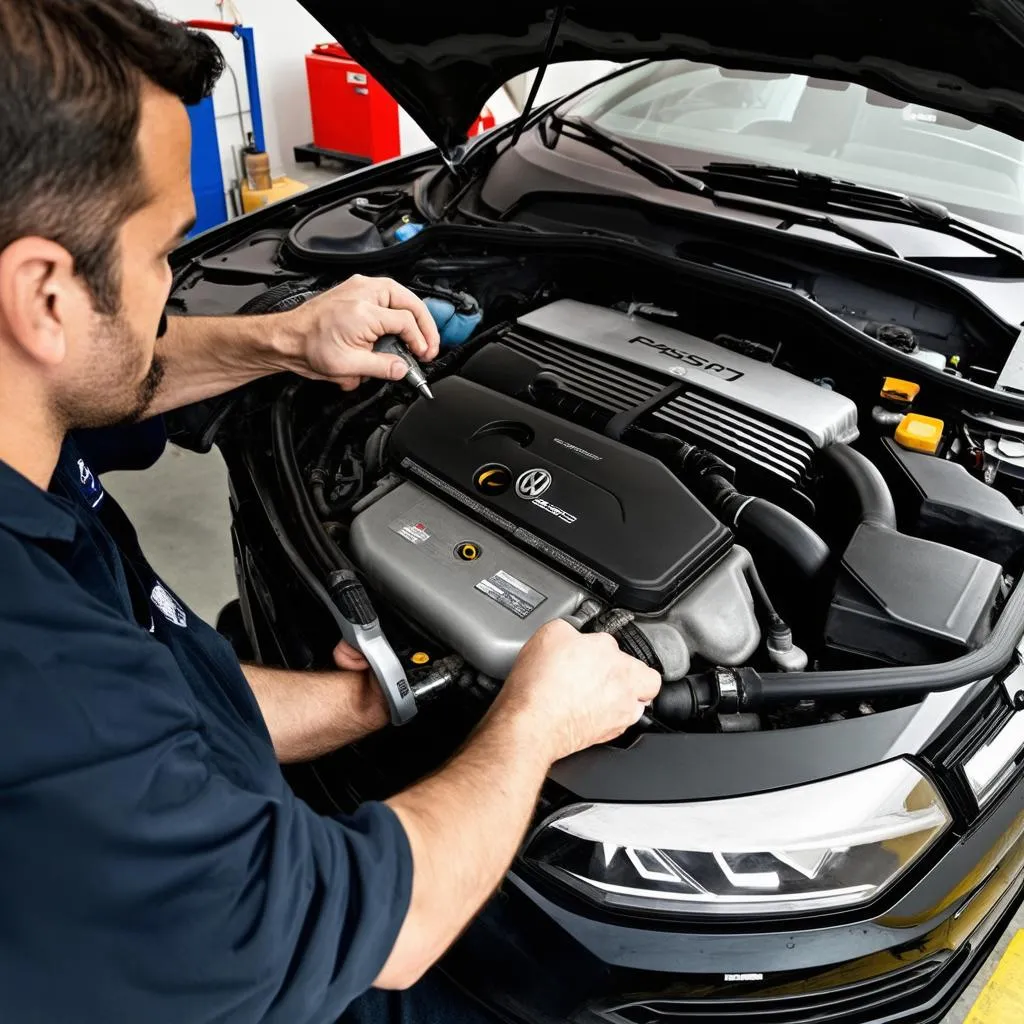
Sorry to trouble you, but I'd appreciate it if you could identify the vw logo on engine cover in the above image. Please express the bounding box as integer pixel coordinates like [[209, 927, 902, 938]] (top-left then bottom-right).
[[516, 468, 552, 499]]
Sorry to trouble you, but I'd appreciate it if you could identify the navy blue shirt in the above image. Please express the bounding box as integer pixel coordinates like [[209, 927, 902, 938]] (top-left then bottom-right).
[[0, 438, 412, 1023]]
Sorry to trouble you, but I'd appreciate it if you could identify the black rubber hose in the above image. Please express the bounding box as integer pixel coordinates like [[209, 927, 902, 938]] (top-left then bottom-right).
[[685, 463, 831, 584], [754, 577, 1024, 701], [614, 620, 664, 674], [237, 283, 318, 316], [271, 380, 372, 581], [589, 609, 665, 673], [733, 498, 832, 583], [312, 386, 396, 511], [652, 675, 718, 724], [821, 443, 897, 530], [655, 576, 1024, 716]]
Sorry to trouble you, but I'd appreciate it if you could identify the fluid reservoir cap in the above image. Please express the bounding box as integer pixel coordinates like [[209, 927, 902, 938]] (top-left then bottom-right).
[[411, 651, 431, 666], [881, 377, 920, 403], [896, 413, 944, 454]]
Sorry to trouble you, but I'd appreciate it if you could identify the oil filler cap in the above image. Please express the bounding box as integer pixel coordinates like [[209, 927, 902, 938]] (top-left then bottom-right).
[[895, 413, 944, 454], [455, 541, 482, 561]]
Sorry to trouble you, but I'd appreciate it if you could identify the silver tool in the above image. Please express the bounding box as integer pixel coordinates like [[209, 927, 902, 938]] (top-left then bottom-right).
[[374, 333, 434, 399]]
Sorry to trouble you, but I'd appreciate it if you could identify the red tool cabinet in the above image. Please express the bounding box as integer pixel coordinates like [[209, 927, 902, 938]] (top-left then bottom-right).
[[302, 42, 495, 165]]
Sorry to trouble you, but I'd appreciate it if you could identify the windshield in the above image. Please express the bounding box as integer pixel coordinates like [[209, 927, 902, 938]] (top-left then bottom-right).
[[566, 61, 1024, 233]]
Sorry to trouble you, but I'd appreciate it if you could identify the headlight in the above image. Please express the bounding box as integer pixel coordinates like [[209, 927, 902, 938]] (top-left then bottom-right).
[[525, 759, 950, 915]]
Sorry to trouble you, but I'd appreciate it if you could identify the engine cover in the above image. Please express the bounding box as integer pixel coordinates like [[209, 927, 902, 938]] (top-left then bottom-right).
[[388, 376, 732, 612], [502, 299, 859, 493]]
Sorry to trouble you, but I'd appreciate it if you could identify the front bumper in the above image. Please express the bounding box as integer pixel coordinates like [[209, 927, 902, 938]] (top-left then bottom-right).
[[445, 762, 1024, 1024]]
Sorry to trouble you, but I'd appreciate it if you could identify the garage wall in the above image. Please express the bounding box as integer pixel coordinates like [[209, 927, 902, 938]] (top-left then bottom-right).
[[156, 1, 619, 188], [154, 0, 327, 186]]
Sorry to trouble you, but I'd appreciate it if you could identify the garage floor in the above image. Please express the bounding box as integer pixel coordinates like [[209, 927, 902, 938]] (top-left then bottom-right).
[[106, 444, 1023, 1022]]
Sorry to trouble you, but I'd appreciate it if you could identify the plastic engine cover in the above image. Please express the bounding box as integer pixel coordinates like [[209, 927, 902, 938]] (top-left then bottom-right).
[[388, 376, 732, 612]]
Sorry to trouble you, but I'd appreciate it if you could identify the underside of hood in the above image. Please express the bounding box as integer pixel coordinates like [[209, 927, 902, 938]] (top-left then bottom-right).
[[299, 0, 1024, 160]]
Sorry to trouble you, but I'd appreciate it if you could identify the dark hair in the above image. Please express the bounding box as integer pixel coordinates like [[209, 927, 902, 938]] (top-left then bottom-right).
[[0, 0, 224, 312]]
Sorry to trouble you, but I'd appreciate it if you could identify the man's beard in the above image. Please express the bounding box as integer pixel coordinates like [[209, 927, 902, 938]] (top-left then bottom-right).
[[56, 312, 166, 431], [114, 354, 165, 426]]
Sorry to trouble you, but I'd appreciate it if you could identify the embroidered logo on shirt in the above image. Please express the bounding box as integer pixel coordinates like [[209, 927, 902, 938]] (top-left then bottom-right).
[[76, 457, 105, 509], [151, 583, 187, 628]]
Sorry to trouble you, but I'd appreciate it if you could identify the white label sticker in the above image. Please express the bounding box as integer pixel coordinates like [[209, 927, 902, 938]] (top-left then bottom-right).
[[724, 973, 764, 982], [475, 571, 547, 619], [393, 520, 430, 545]]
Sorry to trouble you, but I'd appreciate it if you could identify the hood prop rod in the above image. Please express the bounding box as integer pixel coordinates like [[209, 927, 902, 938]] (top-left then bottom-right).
[[507, 5, 567, 150]]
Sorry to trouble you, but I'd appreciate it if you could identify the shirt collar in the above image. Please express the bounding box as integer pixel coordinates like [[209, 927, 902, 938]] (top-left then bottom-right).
[[0, 448, 79, 544]]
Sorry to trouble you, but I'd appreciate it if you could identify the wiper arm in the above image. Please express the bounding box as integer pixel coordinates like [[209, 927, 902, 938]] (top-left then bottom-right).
[[712, 193, 901, 258], [699, 162, 1024, 268], [547, 113, 710, 196], [545, 117, 899, 258]]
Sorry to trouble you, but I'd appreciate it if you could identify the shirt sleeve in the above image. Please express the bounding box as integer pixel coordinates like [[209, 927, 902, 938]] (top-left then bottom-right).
[[0, 564, 412, 1024]]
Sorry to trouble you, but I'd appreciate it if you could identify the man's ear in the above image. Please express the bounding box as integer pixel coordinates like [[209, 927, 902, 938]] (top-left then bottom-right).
[[0, 237, 79, 368]]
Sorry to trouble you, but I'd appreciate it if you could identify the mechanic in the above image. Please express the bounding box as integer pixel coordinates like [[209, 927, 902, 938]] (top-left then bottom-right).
[[0, 3, 661, 1023]]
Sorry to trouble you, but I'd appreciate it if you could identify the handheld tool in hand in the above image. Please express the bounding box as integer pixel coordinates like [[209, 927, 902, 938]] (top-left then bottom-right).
[[374, 333, 434, 399]]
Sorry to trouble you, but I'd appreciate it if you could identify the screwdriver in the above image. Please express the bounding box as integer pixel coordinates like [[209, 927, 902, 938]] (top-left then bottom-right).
[[374, 334, 434, 399]]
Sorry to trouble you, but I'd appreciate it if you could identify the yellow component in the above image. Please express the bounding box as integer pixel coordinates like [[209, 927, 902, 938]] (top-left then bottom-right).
[[965, 930, 1024, 1024], [895, 413, 944, 454], [476, 469, 503, 486], [880, 377, 921, 403], [455, 542, 481, 561], [411, 652, 430, 666], [240, 175, 309, 214]]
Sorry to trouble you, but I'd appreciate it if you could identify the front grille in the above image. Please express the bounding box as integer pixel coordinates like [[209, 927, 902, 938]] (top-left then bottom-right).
[[502, 328, 813, 488], [598, 947, 970, 1024]]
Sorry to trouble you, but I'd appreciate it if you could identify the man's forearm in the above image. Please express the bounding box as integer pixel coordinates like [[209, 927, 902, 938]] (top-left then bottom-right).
[[377, 701, 553, 990], [147, 315, 300, 416], [242, 664, 389, 763]]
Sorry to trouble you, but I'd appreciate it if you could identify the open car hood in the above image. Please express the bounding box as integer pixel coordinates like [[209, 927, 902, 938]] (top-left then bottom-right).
[[299, 0, 1024, 160]]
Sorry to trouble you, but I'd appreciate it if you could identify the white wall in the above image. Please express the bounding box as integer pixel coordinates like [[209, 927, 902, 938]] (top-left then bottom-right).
[[156, 0, 327, 186], [157, 1, 619, 187]]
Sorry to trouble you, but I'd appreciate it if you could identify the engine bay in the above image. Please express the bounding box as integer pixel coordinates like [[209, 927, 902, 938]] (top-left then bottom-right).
[[264, 290, 1024, 736], [167, 179, 1024, 738]]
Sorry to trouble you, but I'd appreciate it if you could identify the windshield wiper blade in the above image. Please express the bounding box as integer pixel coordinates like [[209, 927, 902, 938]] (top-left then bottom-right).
[[698, 162, 1024, 268], [712, 193, 902, 258], [546, 118, 900, 258], [547, 113, 710, 196]]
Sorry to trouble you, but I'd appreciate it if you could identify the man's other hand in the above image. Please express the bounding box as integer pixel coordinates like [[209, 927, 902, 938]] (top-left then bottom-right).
[[279, 275, 441, 391], [332, 640, 370, 672]]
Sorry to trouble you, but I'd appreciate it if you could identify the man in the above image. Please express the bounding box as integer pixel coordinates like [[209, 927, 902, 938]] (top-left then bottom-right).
[[0, 3, 661, 1023]]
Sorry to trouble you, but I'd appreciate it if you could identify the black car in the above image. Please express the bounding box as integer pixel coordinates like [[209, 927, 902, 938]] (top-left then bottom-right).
[[166, 4, 1024, 1021]]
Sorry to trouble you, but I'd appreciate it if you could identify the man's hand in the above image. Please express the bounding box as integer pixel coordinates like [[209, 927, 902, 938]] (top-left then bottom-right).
[[377, 621, 659, 989], [279, 275, 441, 391], [147, 273, 441, 416], [242, 641, 387, 762], [332, 640, 369, 672], [496, 619, 661, 762]]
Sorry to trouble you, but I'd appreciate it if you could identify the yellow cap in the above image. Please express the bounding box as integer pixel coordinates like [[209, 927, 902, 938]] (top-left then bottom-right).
[[411, 652, 431, 666], [895, 413, 944, 454], [881, 377, 920, 403]]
